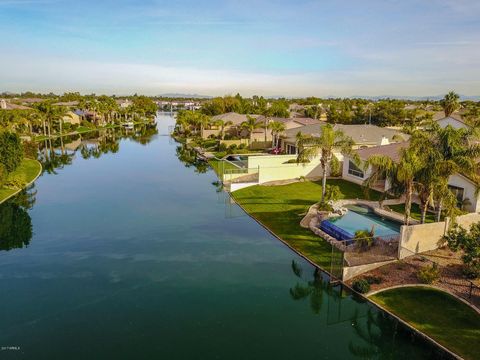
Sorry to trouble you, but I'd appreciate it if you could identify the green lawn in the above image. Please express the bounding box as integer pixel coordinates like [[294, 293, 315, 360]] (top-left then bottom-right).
[[232, 179, 381, 270], [0, 159, 42, 203], [371, 287, 480, 360], [388, 203, 439, 223]]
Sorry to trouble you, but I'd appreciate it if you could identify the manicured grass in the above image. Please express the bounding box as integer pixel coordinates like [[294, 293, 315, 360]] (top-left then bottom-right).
[[232, 179, 381, 270], [371, 286, 480, 360], [0, 158, 42, 203], [388, 203, 440, 223]]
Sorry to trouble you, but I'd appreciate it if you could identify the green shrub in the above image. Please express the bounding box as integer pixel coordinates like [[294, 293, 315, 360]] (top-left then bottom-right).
[[354, 227, 375, 250], [0, 163, 6, 188], [80, 120, 96, 129], [324, 184, 341, 202], [330, 156, 341, 177], [0, 131, 24, 173], [444, 223, 480, 279], [417, 264, 440, 284], [463, 264, 480, 279], [22, 141, 38, 159], [364, 275, 382, 285], [352, 279, 371, 294], [217, 143, 227, 152], [317, 201, 333, 212], [238, 143, 247, 149]]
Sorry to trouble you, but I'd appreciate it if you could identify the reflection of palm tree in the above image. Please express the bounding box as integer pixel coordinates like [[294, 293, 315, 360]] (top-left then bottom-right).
[[348, 309, 400, 358], [0, 200, 33, 251], [289, 260, 325, 314]]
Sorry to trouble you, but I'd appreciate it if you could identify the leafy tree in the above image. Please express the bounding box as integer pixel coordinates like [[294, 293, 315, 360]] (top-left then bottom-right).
[[444, 222, 480, 278], [297, 124, 355, 202], [0, 131, 23, 173], [268, 100, 289, 118]]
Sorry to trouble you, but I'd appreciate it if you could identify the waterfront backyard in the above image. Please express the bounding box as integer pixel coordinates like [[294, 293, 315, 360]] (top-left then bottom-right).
[[232, 179, 382, 269], [0, 114, 447, 359], [231, 175, 480, 359]]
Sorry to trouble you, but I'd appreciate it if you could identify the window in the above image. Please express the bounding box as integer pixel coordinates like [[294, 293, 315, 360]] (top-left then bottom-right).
[[348, 161, 364, 178], [448, 185, 465, 207], [286, 144, 297, 154]]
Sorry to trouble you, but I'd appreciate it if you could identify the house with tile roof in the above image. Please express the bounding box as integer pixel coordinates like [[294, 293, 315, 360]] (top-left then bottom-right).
[[342, 141, 480, 213]]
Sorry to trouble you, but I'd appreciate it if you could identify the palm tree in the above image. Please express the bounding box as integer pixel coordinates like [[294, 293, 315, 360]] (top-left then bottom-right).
[[213, 119, 233, 140], [364, 146, 423, 225], [441, 91, 460, 117], [240, 115, 262, 146], [268, 120, 286, 148], [432, 125, 480, 221], [297, 124, 355, 202]]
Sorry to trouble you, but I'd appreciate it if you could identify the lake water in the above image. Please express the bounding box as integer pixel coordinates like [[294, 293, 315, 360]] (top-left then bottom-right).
[[0, 113, 447, 359]]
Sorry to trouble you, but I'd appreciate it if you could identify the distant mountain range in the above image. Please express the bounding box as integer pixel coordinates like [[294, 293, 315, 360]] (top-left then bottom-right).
[[157, 93, 212, 99], [347, 94, 480, 101]]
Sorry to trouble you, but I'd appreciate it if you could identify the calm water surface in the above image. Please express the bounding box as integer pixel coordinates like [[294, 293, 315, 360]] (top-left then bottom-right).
[[0, 113, 446, 359]]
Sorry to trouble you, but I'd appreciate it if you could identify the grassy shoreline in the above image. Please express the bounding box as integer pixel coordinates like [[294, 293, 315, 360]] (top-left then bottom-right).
[[0, 159, 42, 204], [371, 286, 480, 360]]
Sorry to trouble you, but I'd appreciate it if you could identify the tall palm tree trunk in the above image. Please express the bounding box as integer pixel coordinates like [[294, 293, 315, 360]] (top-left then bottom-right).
[[404, 181, 413, 225], [420, 200, 428, 224], [321, 161, 328, 202], [436, 200, 443, 222]]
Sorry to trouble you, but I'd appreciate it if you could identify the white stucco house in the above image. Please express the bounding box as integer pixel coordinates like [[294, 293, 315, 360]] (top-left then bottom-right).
[[342, 142, 480, 213]]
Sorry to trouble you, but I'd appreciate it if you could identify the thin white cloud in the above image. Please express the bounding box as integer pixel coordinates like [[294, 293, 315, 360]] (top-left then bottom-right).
[[0, 55, 478, 97]]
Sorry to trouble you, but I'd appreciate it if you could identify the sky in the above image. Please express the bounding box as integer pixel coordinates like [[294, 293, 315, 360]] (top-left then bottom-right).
[[0, 0, 479, 97]]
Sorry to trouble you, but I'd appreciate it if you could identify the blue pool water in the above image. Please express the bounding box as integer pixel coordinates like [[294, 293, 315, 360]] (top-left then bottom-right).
[[328, 205, 400, 238]]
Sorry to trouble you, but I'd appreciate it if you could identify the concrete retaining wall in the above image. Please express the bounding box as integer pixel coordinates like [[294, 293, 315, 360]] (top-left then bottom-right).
[[343, 260, 397, 281], [398, 212, 480, 259], [246, 154, 325, 184]]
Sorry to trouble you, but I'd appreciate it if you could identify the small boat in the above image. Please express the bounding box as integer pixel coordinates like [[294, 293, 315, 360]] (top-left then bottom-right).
[[122, 121, 134, 129]]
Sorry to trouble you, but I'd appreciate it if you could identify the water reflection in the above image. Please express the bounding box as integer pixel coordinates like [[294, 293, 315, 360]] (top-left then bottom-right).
[[175, 144, 209, 174], [0, 123, 158, 253], [289, 260, 327, 314], [35, 123, 158, 174], [0, 187, 35, 251], [289, 261, 450, 359]]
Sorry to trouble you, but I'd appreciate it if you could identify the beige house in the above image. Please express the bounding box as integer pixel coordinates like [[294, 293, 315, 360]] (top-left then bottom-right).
[[281, 124, 408, 156], [63, 111, 81, 125], [201, 112, 266, 140]]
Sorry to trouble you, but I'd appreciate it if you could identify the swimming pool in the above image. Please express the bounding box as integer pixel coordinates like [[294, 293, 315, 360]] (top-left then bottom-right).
[[323, 204, 400, 239]]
